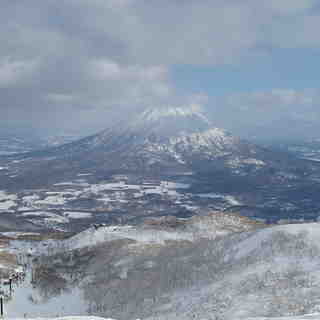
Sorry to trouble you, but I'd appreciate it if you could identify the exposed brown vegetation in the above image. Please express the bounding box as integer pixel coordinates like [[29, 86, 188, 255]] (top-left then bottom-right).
[[15, 232, 75, 241]]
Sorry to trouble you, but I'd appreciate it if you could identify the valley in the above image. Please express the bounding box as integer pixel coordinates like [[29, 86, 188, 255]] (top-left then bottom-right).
[[1, 168, 320, 236]]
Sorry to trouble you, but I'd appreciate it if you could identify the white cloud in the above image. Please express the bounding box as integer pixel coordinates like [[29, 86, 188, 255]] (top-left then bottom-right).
[[224, 89, 318, 111], [84, 60, 172, 109], [55, 0, 318, 66], [0, 58, 39, 87], [265, 0, 316, 14], [208, 89, 320, 140]]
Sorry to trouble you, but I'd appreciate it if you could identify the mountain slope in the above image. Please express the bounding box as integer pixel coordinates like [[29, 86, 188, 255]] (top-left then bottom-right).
[[19, 217, 320, 320]]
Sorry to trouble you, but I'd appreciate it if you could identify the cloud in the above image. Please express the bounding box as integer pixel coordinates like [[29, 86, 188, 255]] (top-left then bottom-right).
[[265, 0, 316, 14], [52, 0, 318, 65], [207, 89, 320, 140], [0, 58, 40, 87], [0, 0, 320, 136]]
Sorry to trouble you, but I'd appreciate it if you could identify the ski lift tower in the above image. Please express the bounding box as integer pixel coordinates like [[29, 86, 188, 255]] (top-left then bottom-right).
[[0, 289, 4, 317]]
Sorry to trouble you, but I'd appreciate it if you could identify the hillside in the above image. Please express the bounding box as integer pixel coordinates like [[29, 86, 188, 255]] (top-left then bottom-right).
[[5, 216, 320, 320]]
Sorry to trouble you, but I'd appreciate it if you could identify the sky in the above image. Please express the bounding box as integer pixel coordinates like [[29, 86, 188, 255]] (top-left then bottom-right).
[[1, 0, 320, 141]]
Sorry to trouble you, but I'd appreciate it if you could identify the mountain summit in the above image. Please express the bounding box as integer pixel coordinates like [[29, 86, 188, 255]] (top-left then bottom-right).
[[98, 104, 214, 140], [133, 105, 211, 135]]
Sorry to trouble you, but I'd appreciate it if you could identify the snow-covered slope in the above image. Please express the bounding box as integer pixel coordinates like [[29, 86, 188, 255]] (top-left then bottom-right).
[[28, 212, 262, 253], [6, 315, 320, 320], [7, 318, 113, 320], [247, 315, 320, 319], [142, 222, 320, 320], [9, 315, 320, 320], [14, 216, 320, 320], [11, 316, 320, 320]]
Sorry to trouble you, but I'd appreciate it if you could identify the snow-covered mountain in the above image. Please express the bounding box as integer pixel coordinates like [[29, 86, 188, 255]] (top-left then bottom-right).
[[80, 105, 256, 172], [12, 105, 303, 178]]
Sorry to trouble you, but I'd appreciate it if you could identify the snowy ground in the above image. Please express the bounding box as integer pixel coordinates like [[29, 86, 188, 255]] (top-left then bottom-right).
[[0, 177, 239, 214], [7, 317, 113, 320], [247, 315, 320, 320], [6, 316, 320, 320], [3, 217, 320, 319], [0, 176, 244, 231]]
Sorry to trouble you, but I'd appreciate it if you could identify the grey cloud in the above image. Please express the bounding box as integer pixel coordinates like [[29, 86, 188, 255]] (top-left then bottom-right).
[[0, 0, 320, 136]]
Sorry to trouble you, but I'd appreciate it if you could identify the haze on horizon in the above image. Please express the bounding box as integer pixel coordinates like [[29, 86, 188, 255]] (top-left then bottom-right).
[[1, 0, 320, 141]]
